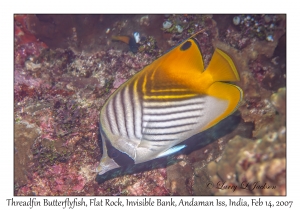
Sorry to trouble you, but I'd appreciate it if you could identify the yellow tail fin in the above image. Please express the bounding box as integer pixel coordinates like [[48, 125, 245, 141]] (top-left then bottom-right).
[[202, 82, 243, 130], [206, 49, 240, 82]]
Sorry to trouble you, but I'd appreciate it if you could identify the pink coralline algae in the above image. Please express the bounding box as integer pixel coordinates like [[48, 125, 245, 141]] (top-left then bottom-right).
[[18, 163, 87, 196], [125, 169, 169, 196], [14, 14, 285, 195], [14, 15, 48, 66]]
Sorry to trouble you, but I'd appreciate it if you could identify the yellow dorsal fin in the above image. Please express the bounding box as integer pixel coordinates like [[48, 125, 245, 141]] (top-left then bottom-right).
[[205, 48, 240, 82], [160, 38, 205, 73], [144, 38, 205, 91]]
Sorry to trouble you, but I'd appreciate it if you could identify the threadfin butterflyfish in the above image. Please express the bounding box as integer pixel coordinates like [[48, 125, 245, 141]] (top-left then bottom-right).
[[111, 35, 138, 53], [97, 36, 243, 175]]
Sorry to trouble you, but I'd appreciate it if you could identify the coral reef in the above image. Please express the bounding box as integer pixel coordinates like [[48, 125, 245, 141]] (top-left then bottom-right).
[[207, 127, 286, 195], [14, 14, 286, 195]]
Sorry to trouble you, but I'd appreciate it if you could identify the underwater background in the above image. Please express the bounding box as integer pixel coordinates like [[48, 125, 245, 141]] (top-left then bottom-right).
[[14, 14, 286, 195]]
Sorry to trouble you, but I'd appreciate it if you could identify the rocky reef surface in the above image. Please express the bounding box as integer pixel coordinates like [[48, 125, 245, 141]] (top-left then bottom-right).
[[14, 14, 286, 195]]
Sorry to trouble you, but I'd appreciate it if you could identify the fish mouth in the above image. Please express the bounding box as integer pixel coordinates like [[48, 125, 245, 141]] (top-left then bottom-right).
[[96, 156, 119, 175]]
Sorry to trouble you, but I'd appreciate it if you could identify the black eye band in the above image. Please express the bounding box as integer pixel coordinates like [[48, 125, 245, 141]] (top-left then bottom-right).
[[105, 139, 134, 166]]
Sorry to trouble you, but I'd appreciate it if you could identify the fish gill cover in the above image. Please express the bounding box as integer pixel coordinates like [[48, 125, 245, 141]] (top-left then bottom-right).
[[14, 14, 286, 196]]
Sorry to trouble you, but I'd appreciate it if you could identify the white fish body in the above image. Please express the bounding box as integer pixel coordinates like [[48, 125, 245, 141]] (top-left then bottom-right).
[[97, 38, 243, 175]]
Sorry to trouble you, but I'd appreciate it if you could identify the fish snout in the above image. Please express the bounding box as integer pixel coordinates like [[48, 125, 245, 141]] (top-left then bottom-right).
[[96, 156, 120, 175]]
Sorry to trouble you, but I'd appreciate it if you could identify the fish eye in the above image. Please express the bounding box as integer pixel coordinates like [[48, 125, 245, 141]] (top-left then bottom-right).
[[180, 41, 192, 51]]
